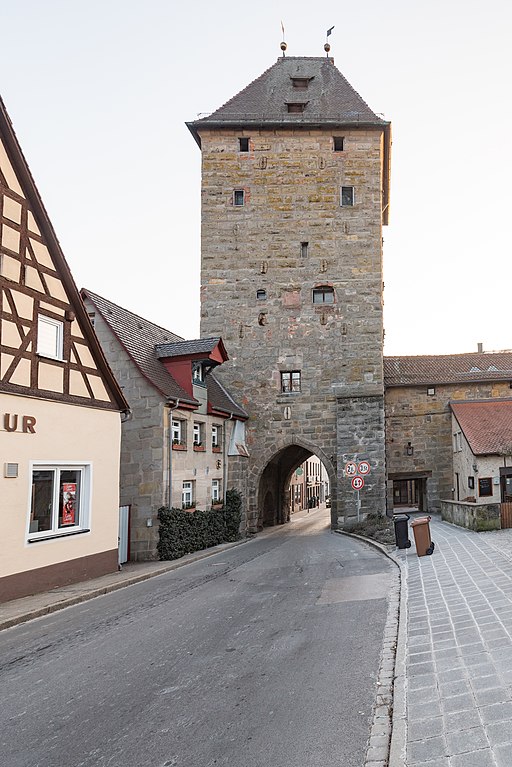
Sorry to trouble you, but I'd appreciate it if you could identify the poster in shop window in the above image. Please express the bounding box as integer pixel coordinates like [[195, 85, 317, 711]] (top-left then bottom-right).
[[62, 483, 76, 525]]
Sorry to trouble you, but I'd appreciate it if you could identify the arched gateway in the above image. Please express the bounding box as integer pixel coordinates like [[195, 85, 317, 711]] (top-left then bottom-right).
[[188, 52, 391, 533], [256, 442, 336, 529]]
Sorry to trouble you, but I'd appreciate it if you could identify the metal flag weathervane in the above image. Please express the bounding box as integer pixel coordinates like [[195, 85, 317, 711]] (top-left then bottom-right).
[[325, 25, 334, 55]]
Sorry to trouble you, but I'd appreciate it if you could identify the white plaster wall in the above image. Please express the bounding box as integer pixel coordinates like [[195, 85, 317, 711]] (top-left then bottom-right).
[[0, 392, 121, 577]]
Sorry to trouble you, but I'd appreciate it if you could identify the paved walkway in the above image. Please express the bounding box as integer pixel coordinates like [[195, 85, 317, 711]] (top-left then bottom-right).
[[395, 514, 512, 767]]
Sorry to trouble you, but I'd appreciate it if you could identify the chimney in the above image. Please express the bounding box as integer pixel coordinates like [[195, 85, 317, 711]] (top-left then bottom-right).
[[477, 342, 483, 353]]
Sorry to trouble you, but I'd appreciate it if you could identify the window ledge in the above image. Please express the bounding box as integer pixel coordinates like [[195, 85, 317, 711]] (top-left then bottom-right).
[[28, 528, 90, 543], [193, 445, 206, 452], [212, 446, 222, 453], [172, 443, 187, 451]]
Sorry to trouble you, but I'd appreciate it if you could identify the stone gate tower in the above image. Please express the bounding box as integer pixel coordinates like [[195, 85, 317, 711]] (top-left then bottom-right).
[[188, 54, 391, 532]]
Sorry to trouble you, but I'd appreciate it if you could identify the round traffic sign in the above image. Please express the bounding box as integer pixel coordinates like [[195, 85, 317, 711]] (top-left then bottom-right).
[[345, 462, 357, 476], [351, 476, 365, 490], [358, 461, 371, 476]]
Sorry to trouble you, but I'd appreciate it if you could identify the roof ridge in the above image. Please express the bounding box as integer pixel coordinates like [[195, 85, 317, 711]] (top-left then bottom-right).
[[82, 288, 184, 341]]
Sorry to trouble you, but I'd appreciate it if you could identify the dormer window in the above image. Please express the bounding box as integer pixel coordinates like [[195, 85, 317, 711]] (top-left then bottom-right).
[[291, 77, 312, 89], [193, 363, 204, 383], [287, 102, 307, 114]]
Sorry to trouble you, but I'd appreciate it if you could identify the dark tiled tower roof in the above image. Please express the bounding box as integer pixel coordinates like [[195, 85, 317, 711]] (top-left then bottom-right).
[[188, 57, 388, 141]]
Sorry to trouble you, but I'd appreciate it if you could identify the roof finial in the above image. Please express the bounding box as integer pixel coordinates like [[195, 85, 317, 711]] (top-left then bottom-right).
[[280, 20, 287, 57], [325, 25, 334, 56]]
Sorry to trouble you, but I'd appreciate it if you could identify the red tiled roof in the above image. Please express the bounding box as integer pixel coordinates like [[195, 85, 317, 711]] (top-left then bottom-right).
[[451, 399, 512, 455], [384, 352, 512, 387]]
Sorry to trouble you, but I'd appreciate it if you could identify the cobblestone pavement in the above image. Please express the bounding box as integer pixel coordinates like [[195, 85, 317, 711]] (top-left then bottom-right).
[[396, 515, 512, 767]]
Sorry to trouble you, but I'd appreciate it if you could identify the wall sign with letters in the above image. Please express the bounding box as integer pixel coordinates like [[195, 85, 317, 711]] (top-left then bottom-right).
[[2, 414, 37, 433]]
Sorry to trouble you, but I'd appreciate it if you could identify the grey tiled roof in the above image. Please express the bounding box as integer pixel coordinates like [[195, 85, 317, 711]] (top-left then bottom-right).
[[188, 57, 387, 132], [384, 352, 512, 387], [82, 289, 194, 403], [81, 289, 247, 419], [155, 338, 222, 359]]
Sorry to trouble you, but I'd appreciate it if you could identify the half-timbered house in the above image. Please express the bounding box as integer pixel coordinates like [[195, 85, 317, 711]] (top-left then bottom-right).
[[0, 96, 129, 601]]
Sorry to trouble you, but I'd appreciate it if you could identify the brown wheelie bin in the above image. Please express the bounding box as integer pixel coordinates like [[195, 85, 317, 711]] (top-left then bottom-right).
[[411, 516, 435, 557]]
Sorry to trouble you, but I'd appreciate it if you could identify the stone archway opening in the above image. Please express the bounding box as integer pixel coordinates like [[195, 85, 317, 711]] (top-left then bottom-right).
[[257, 443, 334, 530]]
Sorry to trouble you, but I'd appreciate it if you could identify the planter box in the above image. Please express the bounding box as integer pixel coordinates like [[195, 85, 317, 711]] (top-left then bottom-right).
[[172, 443, 187, 451], [212, 446, 222, 453], [193, 445, 205, 452]]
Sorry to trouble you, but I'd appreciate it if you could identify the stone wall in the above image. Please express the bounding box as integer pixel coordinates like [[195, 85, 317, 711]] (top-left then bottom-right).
[[199, 127, 387, 530], [385, 381, 512, 514], [441, 500, 501, 532]]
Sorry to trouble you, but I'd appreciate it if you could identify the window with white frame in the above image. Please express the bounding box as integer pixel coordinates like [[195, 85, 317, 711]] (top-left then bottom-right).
[[193, 363, 204, 383], [172, 419, 186, 446], [212, 424, 220, 449], [453, 432, 462, 452], [37, 315, 64, 360], [182, 481, 195, 509], [212, 479, 221, 502], [233, 189, 245, 207], [193, 422, 204, 446], [28, 464, 90, 539]]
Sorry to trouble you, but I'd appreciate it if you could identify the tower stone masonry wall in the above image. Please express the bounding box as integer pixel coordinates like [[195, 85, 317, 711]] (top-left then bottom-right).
[[199, 124, 387, 530]]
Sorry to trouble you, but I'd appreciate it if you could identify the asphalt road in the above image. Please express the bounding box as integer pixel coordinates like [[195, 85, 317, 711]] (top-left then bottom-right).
[[0, 510, 394, 767]]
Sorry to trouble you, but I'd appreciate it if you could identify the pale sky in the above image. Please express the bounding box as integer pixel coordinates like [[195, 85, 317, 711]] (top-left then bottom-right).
[[1, 0, 511, 355]]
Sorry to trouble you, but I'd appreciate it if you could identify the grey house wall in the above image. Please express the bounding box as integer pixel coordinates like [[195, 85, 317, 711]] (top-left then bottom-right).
[[83, 299, 166, 560]]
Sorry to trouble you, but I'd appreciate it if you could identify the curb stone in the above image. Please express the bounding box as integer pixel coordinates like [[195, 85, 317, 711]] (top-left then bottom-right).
[[0, 538, 248, 632], [335, 530, 406, 766]]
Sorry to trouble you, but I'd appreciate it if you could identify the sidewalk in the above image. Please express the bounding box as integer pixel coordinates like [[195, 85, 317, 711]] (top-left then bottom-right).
[[394, 514, 512, 767], [0, 538, 248, 632], [0, 506, 322, 632]]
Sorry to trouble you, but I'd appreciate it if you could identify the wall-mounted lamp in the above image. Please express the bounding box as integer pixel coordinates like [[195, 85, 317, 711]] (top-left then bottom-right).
[[406, 442, 414, 456]]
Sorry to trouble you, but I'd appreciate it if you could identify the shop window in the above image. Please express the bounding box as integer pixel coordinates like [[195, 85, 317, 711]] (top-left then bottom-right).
[[28, 465, 89, 540], [312, 286, 335, 304], [182, 481, 195, 509], [478, 477, 493, 497], [281, 371, 301, 393], [212, 479, 221, 503], [37, 315, 63, 360], [340, 186, 354, 207]]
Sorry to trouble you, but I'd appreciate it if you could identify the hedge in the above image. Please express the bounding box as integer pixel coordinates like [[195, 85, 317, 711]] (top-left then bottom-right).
[[157, 488, 243, 561]]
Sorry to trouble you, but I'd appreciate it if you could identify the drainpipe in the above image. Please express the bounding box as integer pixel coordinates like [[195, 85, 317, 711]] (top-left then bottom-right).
[[223, 413, 234, 504], [167, 400, 180, 508]]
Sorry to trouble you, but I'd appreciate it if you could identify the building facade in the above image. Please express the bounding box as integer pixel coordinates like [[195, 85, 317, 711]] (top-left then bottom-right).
[[188, 54, 391, 531], [81, 290, 248, 560], [0, 97, 129, 601], [384, 352, 512, 514]]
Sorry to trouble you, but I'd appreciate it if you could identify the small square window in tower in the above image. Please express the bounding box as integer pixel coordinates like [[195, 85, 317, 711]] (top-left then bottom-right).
[[333, 136, 344, 151], [233, 190, 245, 206], [281, 371, 301, 393], [341, 186, 354, 206], [312, 286, 335, 304], [239, 137, 249, 152]]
